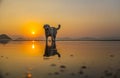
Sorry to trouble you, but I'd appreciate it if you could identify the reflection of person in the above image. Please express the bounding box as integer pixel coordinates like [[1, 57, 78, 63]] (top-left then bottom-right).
[[44, 41, 61, 58]]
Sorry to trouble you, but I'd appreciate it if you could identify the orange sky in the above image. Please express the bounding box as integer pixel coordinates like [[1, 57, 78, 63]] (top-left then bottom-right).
[[0, 0, 120, 38]]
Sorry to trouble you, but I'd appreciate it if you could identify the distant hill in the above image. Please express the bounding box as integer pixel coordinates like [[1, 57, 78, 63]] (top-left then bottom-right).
[[0, 34, 12, 40], [0, 34, 12, 44], [57, 37, 120, 41], [79, 37, 97, 41], [14, 37, 26, 41]]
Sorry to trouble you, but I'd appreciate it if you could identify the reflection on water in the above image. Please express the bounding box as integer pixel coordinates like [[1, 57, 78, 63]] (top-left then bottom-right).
[[32, 41, 35, 49], [44, 41, 61, 58], [0, 41, 120, 78], [0, 40, 10, 45], [21, 41, 44, 56], [26, 73, 32, 78]]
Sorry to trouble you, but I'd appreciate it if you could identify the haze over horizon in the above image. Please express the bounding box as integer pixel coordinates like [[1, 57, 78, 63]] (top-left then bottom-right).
[[0, 0, 120, 39]]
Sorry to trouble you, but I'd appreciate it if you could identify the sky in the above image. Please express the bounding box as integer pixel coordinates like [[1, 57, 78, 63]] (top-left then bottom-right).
[[0, 0, 120, 39]]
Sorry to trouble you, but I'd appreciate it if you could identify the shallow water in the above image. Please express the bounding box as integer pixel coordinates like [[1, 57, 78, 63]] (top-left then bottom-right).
[[0, 41, 120, 78]]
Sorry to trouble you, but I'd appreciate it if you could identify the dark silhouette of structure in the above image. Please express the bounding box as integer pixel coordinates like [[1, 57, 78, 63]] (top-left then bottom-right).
[[43, 24, 61, 42], [43, 41, 61, 58]]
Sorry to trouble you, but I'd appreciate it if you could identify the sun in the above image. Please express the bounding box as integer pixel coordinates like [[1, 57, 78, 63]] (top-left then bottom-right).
[[32, 31, 35, 35], [21, 21, 44, 37]]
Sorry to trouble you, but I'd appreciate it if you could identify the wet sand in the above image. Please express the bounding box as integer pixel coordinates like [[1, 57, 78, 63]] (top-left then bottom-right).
[[0, 41, 120, 78]]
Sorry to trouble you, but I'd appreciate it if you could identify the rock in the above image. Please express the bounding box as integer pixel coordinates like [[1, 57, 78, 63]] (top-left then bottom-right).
[[60, 69, 65, 72], [60, 65, 66, 69], [54, 72, 59, 75], [5, 72, 9, 76], [79, 70, 84, 75], [50, 64, 56, 67], [70, 54, 74, 57], [0, 34, 11, 40], [81, 66, 87, 69], [110, 54, 114, 58], [70, 73, 75, 76], [0, 34, 12, 44]]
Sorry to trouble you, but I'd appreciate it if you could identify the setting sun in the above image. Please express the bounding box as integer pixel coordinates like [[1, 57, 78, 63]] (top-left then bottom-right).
[[32, 32, 35, 35], [21, 21, 44, 37]]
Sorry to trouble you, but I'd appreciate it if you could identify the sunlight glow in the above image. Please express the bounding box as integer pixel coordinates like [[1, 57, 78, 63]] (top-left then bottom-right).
[[32, 32, 35, 35], [32, 44, 35, 49], [21, 21, 44, 37], [22, 41, 44, 56]]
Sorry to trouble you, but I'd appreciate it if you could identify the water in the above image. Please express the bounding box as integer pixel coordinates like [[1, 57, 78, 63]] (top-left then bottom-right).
[[0, 41, 120, 78]]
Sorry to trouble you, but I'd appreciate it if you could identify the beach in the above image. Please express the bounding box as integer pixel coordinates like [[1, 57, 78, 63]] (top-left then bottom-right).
[[0, 41, 120, 78]]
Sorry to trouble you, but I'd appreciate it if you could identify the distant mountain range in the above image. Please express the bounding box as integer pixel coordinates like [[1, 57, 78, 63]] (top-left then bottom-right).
[[0, 34, 12, 44], [0, 34, 120, 41], [0, 34, 12, 40], [57, 37, 120, 41]]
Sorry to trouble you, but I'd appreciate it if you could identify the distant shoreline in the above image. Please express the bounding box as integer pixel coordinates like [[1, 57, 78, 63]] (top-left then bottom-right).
[[12, 40, 120, 41], [1, 34, 120, 42], [1, 40, 120, 44]]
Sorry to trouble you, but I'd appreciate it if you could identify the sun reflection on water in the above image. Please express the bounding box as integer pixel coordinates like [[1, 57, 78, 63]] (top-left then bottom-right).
[[32, 41, 35, 49], [21, 41, 44, 56], [32, 44, 35, 49]]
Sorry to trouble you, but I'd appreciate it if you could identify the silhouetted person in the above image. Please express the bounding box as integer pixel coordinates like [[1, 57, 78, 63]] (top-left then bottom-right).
[[43, 41, 61, 58]]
